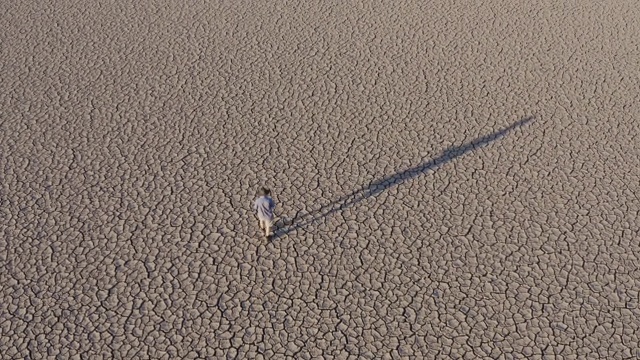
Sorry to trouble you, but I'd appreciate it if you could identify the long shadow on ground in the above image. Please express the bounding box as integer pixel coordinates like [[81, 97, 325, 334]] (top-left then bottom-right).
[[275, 116, 535, 238]]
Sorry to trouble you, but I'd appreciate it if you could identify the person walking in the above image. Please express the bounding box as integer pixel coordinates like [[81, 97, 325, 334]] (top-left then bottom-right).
[[254, 187, 276, 240]]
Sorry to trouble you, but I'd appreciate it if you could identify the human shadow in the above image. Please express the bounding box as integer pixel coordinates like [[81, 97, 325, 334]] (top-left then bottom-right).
[[274, 116, 535, 238]]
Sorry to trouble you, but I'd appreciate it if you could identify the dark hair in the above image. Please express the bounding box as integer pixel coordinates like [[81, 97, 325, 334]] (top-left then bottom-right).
[[261, 187, 271, 196]]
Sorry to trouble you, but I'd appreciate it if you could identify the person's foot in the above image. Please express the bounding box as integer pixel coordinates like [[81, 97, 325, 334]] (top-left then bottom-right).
[[265, 234, 272, 241]]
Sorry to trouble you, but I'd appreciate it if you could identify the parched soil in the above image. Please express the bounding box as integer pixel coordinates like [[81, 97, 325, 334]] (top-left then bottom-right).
[[1, 1, 639, 358]]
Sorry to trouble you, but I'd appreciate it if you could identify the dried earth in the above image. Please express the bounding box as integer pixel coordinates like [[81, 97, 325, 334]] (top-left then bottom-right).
[[1, 0, 639, 359]]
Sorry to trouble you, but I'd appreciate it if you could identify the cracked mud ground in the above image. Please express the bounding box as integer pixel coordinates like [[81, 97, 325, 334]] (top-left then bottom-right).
[[1, 1, 639, 359]]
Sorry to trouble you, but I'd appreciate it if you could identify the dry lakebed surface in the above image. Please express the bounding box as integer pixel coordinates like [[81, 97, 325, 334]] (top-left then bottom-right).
[[1, 0, 639, 359]]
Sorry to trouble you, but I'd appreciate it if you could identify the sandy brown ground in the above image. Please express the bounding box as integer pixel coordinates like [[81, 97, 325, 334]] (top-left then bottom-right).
[[2, 0, 640, 359]]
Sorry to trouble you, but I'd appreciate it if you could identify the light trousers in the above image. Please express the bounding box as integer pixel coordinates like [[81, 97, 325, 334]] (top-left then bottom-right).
[[259, 218, 273, 236]]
